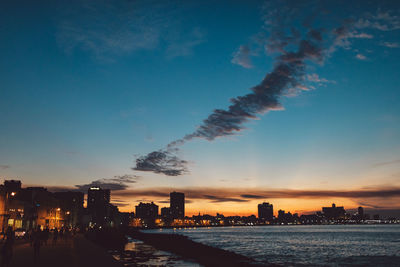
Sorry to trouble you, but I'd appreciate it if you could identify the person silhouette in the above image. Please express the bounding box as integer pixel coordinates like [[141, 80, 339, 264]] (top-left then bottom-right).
[[42, 227, 49, 245], [1, 227, 14, 267], [52, 227, 58, 245], [32, 226, 42, 264]]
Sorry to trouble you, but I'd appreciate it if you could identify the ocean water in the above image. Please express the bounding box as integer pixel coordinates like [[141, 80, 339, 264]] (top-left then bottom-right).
[[145, 225, 400, 266]]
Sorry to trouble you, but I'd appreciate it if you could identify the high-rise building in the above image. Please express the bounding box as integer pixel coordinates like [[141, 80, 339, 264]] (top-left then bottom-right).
[[357, 206, 364, 219], [87, 187, 110, 226], [258, 202, 273, 221], [170, 192, 184, 219], [87, 187, 110, 209]]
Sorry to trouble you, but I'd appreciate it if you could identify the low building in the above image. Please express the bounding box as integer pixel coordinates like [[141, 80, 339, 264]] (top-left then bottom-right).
[[322, 203, 346, 220]]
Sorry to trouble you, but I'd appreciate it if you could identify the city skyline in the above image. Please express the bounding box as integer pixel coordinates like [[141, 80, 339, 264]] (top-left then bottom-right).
[[2, 178, 399, 219], [1, 0, 400, 216]]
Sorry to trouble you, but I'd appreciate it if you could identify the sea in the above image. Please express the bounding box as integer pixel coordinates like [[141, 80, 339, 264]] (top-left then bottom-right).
[[143, 224, 400, 266]]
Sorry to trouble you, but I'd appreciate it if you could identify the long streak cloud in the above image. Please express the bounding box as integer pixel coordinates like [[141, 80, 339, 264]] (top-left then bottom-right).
[[133, 2, 398, 176]]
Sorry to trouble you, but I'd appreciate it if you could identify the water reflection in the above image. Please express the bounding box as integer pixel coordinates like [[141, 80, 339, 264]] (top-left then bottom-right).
[[110, 237, 201, 266]]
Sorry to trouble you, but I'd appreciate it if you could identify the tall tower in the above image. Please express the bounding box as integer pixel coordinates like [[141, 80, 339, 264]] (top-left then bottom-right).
[[258, 202, 273, 221], [87, 187, 110, 225], [170, 192, 184, 219]]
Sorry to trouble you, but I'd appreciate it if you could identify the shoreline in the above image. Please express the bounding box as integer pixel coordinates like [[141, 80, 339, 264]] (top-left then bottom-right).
[[127, 229, 273, 267]]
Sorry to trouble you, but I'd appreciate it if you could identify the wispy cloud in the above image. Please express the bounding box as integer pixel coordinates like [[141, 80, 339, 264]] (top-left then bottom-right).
[[165, 28, 206, 59], [381, 42, 399, 48], [355, 53, 367, 60], [0, 165, 10, 170], [372, 159, 400, 168], [57, 1, 205, 61], [355, 10, 400, 32], [231, 45, 253, 68], [306, 73, 336, 85], [349, 32, 373, 39]]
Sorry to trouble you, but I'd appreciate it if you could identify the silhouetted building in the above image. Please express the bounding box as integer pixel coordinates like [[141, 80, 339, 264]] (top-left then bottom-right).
[[4, 180, 21, 193], [170, 192, 184, 219], [322, 203, 346, 220], [357, 206, 364, 219], [54, 191, 84, 227], [277, 210, 297, 224], [161, 207, 170, 218], [87, 187, 110, 226], [258, 202, 273, 221], [135, 202, 158, 220], [120, 212, 135, 226], [107, 203, 121, 227]]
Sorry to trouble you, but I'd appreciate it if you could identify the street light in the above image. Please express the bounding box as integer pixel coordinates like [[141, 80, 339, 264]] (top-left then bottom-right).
[[2, 191, 16, 233]]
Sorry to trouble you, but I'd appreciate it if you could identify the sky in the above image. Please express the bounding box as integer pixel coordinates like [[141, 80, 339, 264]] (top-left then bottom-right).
[[1, 0, 400, 216]]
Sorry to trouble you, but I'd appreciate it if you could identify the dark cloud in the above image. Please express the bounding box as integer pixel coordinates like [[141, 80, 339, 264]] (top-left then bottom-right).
[[75, 174, 140, 192], [111, 199, 130, 207], [133, 150, 188, 176], [203, 195, 249, 203], [356, 202, 384, 209], [113, 186, 400, 203], [0, 165, 10, 170], [240, 194, 265, 199]]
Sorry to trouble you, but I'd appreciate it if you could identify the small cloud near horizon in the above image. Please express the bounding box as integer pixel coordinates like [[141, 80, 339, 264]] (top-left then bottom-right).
[[372, 159, 400, 168], [74, 174, 140, 192], [355, 53, 367, 60]]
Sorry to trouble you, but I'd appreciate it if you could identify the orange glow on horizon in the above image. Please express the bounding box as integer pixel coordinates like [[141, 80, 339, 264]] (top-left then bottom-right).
[[116, 197, 373, 217]]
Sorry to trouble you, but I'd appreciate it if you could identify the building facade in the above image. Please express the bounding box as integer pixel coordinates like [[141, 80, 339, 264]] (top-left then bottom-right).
[[87, 187, 111, 226], [258, 202, 273, 221], [170, 192, 185, 219]]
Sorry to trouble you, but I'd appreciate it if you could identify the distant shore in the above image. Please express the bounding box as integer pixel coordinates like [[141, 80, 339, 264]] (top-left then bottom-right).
[[133, 219, 400, 231]]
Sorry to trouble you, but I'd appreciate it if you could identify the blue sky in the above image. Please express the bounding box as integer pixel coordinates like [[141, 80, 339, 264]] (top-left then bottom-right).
[[1, 0, 399, 214]]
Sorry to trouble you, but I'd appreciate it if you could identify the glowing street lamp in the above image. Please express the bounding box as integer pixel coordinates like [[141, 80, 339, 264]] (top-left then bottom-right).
[[2, 191, 17, 233]]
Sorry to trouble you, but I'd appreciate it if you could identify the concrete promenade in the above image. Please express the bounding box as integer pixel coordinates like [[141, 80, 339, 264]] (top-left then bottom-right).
[[7, 234, 123, 267]]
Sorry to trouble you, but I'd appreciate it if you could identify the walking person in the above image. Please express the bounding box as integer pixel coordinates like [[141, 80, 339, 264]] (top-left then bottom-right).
[[52, 227, 58, 245], [1, 227, 14, 267], [59, 227, 64, 242], [64, 227, 70, 242], [32, 226, 42, 264], [42, 227, 49, 245]]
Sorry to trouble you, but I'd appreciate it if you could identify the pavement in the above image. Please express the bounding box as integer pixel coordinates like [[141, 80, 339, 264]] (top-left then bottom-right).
[[7, 234, 124, 267]]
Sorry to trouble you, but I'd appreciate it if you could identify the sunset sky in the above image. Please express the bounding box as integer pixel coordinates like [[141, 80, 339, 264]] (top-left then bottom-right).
[[1, 0, 400, 216]]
